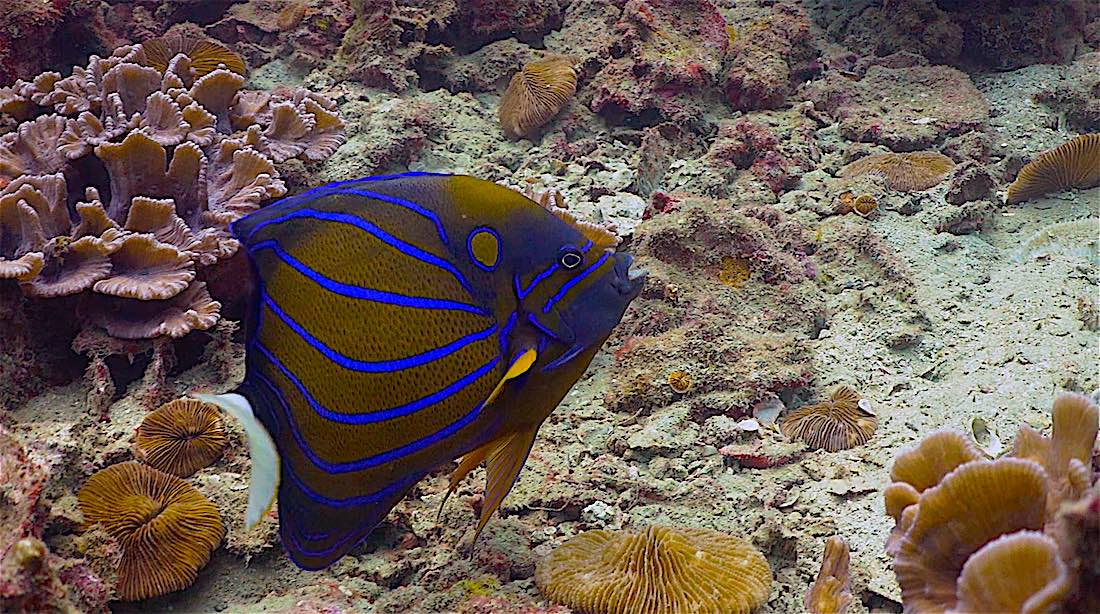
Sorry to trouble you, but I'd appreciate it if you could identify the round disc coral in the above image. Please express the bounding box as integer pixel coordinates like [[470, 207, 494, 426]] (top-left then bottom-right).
[[839, 151, 955, 191], [780, 385, 877, 452], [499, 56, 577, 139], [142, 31, 246, 77], [77, 461, 225, 601], [135, 398, 228, 477], [1005, 134, 1100, 204], [535, 525, 772, 614]]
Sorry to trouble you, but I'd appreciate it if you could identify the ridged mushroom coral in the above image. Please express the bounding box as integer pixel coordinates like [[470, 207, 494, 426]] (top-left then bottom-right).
[[77, 461, 225, 601], [884, 392, 1099, 613], [535, 525, 772, 614], [135, 398, 228, 477], [839, 151, 955, 192], [1005, 133, 1100, 204], [0, 39, 345, 341], [499, 57, 577, 140], [780, 385, 877, 452]]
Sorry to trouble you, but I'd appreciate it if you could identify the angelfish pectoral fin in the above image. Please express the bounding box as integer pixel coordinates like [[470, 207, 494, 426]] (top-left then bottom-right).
[[473, 425, 539, 544], [194, 392, 279, 529], [483, 347, 537, 407]]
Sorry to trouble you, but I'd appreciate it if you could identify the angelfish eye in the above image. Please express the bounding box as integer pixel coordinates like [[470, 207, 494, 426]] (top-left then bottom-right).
[[559, 247, 583, 269]]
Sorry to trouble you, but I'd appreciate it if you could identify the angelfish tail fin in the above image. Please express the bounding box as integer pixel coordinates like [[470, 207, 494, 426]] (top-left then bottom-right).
[[195, 392, 279, 529]]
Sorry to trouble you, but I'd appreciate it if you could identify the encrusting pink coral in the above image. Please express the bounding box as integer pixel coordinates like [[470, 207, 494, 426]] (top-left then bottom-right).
[[0, 40, 345, 343]]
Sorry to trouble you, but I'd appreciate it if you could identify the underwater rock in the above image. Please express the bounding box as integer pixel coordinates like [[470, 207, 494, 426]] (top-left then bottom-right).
[[724, 3, 820, 112], [1033, 52, 1100, 133], [536, 525, 772, 614], [804, 63, 988, 151], [944, 160, 995, 205], [588, 0, 730, 130], [205, 0, 355, 72], [884, 393, 1099, 613], [609, 196, 821, 420]]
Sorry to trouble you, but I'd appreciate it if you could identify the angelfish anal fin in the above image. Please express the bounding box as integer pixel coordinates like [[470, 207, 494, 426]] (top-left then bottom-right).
[[195, 392, 279, 529], [436, 347, 537, 521], [473, 425, 539, 544]]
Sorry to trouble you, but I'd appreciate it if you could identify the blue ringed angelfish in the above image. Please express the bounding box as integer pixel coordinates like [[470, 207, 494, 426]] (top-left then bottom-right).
[[197, 173, 645, 570]]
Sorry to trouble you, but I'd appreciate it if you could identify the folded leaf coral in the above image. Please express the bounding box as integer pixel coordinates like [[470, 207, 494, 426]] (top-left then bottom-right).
[[0, 39, 345, 340], [884, 393, 1099, 613]]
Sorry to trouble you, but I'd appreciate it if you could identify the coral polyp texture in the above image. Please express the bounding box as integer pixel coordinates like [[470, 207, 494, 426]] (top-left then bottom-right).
[[535, 525, 772, 614], [1004, 134, 1100, 204], [885, 393, 1099, 613], [77, 461, 225, 601], [499, 56, 577, 139], [0, 39, 345, 340], [839, 152, 956, 192], [134, 398, 228, 477], [780, 385, 877, 452]]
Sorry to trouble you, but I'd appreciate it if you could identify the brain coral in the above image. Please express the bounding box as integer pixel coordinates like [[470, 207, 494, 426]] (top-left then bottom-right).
[[135, 398, 227, 477], [536, 525, 772, 614], [885, 392, 1098, 613], [1005, 134, 1100, 204], [839, 151, 955, 192], [0, 40, 344, 340], [78, 461, 225, 601]]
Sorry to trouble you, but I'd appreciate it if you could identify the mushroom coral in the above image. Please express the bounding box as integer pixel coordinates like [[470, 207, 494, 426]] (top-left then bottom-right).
[[535, 525, 772, 614], [77, 461, 225, 601], [135, 398, 227, 477], [884, 392, 1098, 613], [498, 56, 577, 140], [839, 151, 955, 192], [0, 40, 345, 340], [1005, 134, 1100, 204], [780, 385, 877, 452]]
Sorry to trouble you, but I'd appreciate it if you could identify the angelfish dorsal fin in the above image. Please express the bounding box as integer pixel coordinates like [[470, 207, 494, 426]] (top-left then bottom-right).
[[194, 393, 279, 529]]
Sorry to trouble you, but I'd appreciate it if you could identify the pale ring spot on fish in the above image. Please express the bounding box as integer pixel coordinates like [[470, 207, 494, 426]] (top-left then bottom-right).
[[468, 227, 501, 271]]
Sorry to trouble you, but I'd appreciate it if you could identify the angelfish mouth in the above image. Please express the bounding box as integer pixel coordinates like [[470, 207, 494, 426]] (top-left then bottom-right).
[[613, 253, 647, 297]]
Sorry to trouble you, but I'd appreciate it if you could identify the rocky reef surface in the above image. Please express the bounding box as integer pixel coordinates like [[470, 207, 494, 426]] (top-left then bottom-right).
[[1, 1, 1098, 613]]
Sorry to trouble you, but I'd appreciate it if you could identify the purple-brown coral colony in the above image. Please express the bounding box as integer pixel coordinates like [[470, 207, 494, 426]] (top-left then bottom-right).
[[0, 0, 1097, 612]]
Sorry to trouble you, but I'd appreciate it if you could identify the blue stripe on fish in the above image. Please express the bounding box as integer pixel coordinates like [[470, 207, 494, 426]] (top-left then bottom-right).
[[252, 367, 496, 473], [518, 263, 558, 299], [543, 251, 612, 314], [251, 240, 488, 315], [332, 188, 452, 247], [499, 311, 518, 355], [254, 341, 501, 425], [245, 208, 472, 294], [526, 313, 564, 342], [261, 289, 498, 373]]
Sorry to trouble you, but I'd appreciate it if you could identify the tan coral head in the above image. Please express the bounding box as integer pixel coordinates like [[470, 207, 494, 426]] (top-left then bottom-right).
[[535, 525, 772, 614]]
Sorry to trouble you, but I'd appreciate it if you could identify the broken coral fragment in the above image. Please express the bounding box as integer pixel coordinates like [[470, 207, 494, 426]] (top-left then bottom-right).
[[839, 151, 955, 192], [535, 525, 772, 614], [77, 461, 224, 601], [499, 56, 577, 140], [135, 398, 228, 477], [780, 385, 877, 452], [805, 536, 852, 614], [1005, 134, 1100, 204]]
